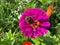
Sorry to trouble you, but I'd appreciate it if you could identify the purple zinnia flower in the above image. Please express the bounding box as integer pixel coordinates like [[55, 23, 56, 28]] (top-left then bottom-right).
[[19, 8, 50, 38]]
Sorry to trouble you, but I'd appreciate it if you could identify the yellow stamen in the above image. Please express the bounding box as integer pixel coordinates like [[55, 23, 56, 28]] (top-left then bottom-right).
[[30, 20, 40, 28]]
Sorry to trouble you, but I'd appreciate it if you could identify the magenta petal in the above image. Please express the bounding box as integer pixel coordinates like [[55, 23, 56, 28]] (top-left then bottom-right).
[[37, 27, 48, 35], [31, 32, 36, 38], [30, 28, 39, 38], [30, 28, 36, 38], [40, 22, 50, 28], [23, 27, 32, 37], [19, 20, 29, 28], [37, 10, 49, 21], [43, 14, 49, 20], [40, 27, 48, 34], [37, 27, 43, 36], [32, 28, 38, 38]]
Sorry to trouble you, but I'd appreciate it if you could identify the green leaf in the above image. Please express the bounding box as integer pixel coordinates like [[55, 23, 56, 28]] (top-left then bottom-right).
[[31, 37, 40, 45]]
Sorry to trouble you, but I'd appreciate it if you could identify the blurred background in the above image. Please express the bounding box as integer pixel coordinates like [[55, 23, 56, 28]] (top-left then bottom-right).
[[0, 0, 60, 45]]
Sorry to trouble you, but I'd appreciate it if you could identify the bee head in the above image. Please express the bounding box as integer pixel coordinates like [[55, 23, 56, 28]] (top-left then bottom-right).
[[25, 16, 34, 24]]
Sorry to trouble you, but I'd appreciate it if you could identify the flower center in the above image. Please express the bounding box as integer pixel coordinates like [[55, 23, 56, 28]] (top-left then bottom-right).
[[25, 16, 40, 28], [30, 20, 40, 28]]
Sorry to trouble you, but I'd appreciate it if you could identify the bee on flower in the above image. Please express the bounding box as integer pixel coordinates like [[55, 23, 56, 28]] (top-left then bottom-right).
[[19, 8, 51, 38]]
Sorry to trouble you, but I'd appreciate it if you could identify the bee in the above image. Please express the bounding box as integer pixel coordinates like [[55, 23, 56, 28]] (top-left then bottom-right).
[[25, 16, 34, 24]]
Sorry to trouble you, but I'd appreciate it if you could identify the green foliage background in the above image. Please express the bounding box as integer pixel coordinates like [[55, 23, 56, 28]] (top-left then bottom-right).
[[0, 0, 60, 45]]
